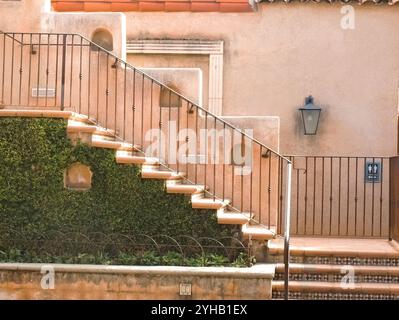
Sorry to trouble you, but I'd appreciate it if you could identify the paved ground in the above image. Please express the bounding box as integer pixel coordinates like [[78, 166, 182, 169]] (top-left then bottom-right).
[[268, 237, 399, 257]]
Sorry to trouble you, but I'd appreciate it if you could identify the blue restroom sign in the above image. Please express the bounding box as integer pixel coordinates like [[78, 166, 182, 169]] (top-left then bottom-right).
[[365, 161, 381, 183]]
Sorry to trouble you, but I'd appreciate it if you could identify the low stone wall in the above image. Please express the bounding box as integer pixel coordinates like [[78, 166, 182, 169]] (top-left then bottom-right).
[[0, 263, 274, 300]]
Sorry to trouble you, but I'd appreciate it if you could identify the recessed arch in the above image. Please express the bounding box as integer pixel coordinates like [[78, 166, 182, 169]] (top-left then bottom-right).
[[64, 162, 93, 190], [91, 28, 113, 52]]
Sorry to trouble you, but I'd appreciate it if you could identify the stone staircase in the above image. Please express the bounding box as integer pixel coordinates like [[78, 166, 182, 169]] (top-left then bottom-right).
[[268, 238, 399, 300], [0, 109, 275, 242]]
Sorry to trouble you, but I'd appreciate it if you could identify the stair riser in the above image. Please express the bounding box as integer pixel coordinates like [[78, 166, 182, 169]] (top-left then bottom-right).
[[272, 291, 399, 300], [217, 218, 249, 225], [141, 172, 183, 180], [167, 189, 202, 194], [268, 255, 399, 266], [67, 126, 96, 134], [91, 140, 121, 149], [191, 203, 224, 210], [274, 272, 399, 283]]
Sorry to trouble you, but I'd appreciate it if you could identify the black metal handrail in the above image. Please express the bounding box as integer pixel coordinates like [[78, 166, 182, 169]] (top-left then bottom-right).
[[0, 31, 292, 299], [286, 155, 391, 238]]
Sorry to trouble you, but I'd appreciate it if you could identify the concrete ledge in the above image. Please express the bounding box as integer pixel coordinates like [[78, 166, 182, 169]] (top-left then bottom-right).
[[0, 263, 274, 300], [0, 109, 72, 118], [0, 263, 274, 278]]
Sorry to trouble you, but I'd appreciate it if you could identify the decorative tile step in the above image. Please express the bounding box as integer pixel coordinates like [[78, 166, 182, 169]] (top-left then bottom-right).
[[275, 263, 399, 276], [274, 272, 399, 283], [272, 280, 399, 295], [191, 197, 230, 210], [166, 183, 206, 194], [241, 223, 275, 240], [272, 290, 399, 300], [0, 109, 72, 118], [216, 210, 251, 225], [268, 255, 399, 267]]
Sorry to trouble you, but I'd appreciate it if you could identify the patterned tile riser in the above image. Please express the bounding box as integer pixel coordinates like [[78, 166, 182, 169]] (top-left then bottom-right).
[[274, 272, 399, 283], [268, 255, 399, 266], [272, 291, 399, 300]]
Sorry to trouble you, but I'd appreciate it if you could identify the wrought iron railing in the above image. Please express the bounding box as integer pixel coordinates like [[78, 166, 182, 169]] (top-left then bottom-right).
[[286, 155, 390, 238], [0, 227, 249, 267], [0, 31, 292, 298]]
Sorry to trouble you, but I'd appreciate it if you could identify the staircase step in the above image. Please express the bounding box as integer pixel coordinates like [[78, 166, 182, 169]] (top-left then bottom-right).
[[217, 210, 251, 225], [69, 113, 93, 123], [272, 280, 399, 295], [141, 168, 185, 180], [67, 120, 97, 133], [118, 143, 142, 152], [116, 151, 159, 165], [191, 197, 230, 210], [267, 238, 399, 259], [241, 223, 275, 240], [166, 183, 206, 194], [94, 128, 117, 137], [91, 135, 122, 149]]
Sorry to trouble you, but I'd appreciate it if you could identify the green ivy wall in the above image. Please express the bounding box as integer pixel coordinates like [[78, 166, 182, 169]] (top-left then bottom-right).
[[0, 117, 232, 239]]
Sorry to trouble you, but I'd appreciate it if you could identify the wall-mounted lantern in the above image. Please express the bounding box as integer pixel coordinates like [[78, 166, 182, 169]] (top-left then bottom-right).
[[299, 95, 321, 135]]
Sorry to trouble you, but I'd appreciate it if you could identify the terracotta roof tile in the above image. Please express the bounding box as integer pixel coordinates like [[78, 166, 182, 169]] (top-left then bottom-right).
[[219, 2, 252, 11], [190, 2, 221, 11], [53, 2, 85, 11], [259, 0, 399, 3], [138, 1, 166, 11], [111, 3, 140, 11], [51, 0, 254, 12], [164, 2, 192, 11], [84, 2, 112, 11]]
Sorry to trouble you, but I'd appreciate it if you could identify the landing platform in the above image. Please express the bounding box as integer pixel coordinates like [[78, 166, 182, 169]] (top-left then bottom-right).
[[268, 237, 399, 258]]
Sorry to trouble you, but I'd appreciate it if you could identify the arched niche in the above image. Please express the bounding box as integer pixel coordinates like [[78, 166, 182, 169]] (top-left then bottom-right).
[[64, 162, 93, 190], [91, 28, 113, 52]]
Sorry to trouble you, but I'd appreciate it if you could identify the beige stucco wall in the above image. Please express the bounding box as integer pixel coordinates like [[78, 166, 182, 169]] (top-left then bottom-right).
[[0, 1, 125, 58], [3, 1, 398, 157], [44, 12, 126, 58], [129, 54, 210, 108], [125, 4, 399, 157], [0, 263, 274, 300], [0, 0, 45, 32], [142, 67, 203, 106]]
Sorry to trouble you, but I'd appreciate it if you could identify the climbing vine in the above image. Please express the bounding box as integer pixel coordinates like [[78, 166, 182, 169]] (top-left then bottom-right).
[[0, 117, 232, 239]]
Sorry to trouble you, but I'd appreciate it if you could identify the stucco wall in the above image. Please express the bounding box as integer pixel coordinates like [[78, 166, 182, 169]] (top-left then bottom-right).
[[0, 0, 45, 32], [125, 4, 399, 156], [0, 263, 274, 300], [0, 1, 125, 58]]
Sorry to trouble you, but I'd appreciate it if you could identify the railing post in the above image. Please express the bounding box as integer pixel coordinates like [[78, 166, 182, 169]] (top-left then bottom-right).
[[389, 156, 394, 241], [284, 161, 292, 300], [60, 34, 67, 111]]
